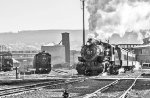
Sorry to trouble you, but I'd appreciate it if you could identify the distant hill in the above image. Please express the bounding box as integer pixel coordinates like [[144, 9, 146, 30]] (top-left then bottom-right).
[[0, 29, 142, 50]]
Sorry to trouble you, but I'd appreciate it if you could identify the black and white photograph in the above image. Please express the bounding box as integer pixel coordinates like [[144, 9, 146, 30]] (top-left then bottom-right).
[[0, 0, 150, 98]]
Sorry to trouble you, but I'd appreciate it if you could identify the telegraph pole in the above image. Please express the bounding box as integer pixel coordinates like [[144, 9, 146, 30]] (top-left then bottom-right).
[[81, 0, 85, 45]]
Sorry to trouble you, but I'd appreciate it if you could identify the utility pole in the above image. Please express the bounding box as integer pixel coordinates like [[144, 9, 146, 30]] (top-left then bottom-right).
[[81, 0, 85, 45]]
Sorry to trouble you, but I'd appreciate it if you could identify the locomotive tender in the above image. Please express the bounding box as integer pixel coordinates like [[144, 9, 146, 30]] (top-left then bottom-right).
[[33, 51, 51, 74], [76, 38, 136, 76]]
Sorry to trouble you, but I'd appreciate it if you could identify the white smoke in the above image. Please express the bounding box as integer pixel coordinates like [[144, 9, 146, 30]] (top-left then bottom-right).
[[145, 30, 150, 38], [87, 0, 150, 41]]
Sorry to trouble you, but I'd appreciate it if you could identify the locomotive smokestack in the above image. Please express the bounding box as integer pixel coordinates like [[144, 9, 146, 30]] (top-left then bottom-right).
[[62, 32, 70, 64]]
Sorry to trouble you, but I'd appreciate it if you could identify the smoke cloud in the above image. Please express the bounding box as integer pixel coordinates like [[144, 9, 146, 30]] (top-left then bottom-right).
[[87, 0, 150, 41]]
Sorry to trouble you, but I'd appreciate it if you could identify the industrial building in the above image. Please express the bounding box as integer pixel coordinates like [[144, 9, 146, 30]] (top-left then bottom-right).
[[134, 45, 150, 64], [133, 37, 150, 65], [41, 44, 65, 65], [62, 32, 70, 63], [118, 37, 150, 65], [41, 32, 70, 66]]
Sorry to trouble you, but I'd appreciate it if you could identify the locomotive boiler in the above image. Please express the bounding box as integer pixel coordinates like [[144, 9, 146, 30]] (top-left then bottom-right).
[[76, 38, 136, 76], [33, 51, 51, 74]]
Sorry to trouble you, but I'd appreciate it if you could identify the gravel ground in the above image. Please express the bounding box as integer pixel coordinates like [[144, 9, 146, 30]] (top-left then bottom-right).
[[84, 79, 150, 98], [0, 68, 77, 80], [87, 79, 134, 98], [2, 79, 115, 98], [127, 90, 150, 98], [4, 89, 65, 98], [95, 91, 124, 98], [90, 70, 143, 80], [1, 69, 150, 98], [103, 79, 134, 93], [127, 79, 150, 98], [68, 79, 115, 97]]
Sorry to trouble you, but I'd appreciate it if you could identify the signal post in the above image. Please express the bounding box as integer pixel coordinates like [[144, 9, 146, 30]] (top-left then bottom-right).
[[14, 63, 20, 79]]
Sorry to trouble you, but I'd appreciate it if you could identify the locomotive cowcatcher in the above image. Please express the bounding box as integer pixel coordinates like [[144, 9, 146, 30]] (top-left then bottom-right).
[[76, 38, 136, 76], [33, 51, 51, 74]]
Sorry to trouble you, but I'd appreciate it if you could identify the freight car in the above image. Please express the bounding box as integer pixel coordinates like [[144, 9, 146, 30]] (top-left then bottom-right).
[[0, 52, 13, 71], [33, 51, 51, 74], [76, 38, 136, 76]]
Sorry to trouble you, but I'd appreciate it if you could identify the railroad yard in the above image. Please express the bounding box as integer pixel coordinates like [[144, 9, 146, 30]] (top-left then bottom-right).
[[1, 0, 150, 98], [0, 69, 150, 98]]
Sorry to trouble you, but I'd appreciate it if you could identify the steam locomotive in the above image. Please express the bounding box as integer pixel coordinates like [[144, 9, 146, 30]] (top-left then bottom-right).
[[33, 51, 51, 74], [76, 38, 136, 76], [0, 52, 13, 71]]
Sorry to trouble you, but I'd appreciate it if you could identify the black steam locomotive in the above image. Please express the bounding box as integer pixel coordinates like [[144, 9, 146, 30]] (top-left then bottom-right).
[[76, 38, 136, 76], [33, 51, 51, 74], [0, 52, 13, 71]]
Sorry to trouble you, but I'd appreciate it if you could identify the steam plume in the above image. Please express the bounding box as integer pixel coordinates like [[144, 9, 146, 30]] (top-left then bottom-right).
[[87, 0, 150, 41]]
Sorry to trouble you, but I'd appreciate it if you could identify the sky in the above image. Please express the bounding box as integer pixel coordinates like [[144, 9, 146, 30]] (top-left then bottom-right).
[[0, 0, 89, 33]]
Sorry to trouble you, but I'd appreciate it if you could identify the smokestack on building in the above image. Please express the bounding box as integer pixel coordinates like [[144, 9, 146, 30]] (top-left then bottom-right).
[[62, 32, 70, 63]]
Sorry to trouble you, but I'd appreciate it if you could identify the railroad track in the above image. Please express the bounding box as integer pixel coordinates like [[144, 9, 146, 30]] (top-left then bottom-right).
[[0, 77, 86, 98], [83, 79, 120, 98], [83, 73, 142, 98], [119, 74, 141, 98], [0, 79, 64, 97]]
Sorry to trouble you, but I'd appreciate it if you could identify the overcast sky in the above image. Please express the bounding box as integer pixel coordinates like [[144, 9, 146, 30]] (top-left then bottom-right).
[[0, 0, 89, 33]]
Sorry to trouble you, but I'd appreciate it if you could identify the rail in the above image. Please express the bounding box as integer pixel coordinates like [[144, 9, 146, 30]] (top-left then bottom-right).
[[83, 79, 120, 98], [0, 77, 86, 98], [119, 74, 141, 98]]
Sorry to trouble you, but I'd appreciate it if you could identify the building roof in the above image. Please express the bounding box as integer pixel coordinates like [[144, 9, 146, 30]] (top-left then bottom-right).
[[12, 58, 20, 63], [42, 43, 64, 47], [133, 44, 150, 48]]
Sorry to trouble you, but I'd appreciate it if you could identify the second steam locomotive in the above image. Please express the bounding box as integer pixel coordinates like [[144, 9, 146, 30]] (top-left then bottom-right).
[[33, 51, 51, 74], [76, 38, 136, 76]]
